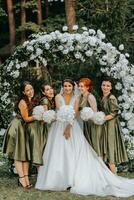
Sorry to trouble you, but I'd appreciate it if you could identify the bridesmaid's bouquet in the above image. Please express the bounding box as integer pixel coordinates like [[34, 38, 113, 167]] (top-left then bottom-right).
[[92, 111, 106, 125], [43, 110, 56, 124], [32, 105, 45, 121], [80, 107, 94, 121], [56, 105, 75, 125]]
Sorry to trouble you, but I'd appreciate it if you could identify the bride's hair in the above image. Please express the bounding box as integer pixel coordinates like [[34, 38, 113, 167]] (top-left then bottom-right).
[[78, 78, 93, 92], [62, 78, 75, 88]]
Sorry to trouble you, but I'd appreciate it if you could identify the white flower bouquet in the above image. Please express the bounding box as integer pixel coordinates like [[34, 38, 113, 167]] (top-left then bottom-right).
[[92, 111, 106, 125], [80, 107, 94, 121], [56, 105, 75, 125], [32, 105, 44, 121], [43, 110, 56, 124]]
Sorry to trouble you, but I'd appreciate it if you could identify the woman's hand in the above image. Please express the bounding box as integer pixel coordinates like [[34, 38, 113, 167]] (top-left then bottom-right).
[[63, 125, 71, 140]]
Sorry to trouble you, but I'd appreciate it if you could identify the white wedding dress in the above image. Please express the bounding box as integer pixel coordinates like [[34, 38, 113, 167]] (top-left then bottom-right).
[[35, 94, 134, 197]]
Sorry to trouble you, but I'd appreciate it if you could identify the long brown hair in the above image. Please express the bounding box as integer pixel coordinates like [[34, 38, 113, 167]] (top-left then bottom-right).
[[15, 81, 38, 113]]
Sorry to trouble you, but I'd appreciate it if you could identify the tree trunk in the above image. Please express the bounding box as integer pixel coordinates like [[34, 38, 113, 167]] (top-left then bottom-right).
[[6, 0, 16, 47], [46, 0, 49, 18], [37, 0, 42, 25], [21, 0, 26, 43], [65, 0, 76, 32]]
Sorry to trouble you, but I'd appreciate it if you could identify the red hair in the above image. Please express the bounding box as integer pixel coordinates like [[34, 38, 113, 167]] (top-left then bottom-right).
[[78, 78, 93, 92]]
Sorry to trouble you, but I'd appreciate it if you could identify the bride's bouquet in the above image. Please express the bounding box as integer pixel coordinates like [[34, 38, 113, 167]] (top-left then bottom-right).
[[32, 105, 45, 121], [80, 107, 94, 121], [92, 111, 106, 125], [43, 110, 56, 124], [56, 105, 75, 125]]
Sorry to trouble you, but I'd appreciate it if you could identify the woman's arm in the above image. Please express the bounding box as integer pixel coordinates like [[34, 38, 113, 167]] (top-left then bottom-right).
[[18, 99, 35, 122], [105, 95, 119, 121], [88, 94, 97, 112]]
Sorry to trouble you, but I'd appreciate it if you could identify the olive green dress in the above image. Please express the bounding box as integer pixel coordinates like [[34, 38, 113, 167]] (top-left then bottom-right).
[[27, 96, 55, 166], [101, 93, 128, 164], [3, 111, 30, 161], [79, 94, 103, 156]]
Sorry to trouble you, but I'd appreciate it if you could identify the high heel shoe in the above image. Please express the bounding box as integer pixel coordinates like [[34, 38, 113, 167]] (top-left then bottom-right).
[[18, 176, 28, 188], [24, 175, 33, 188]]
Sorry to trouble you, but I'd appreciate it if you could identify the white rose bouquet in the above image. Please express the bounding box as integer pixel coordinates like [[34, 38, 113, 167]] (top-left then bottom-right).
[[92, 111, 106, 125], [32, 105, 45, 121], [56, 105, 75, 125], [43, 110, 56, 124], [80, 107, 94, 121]]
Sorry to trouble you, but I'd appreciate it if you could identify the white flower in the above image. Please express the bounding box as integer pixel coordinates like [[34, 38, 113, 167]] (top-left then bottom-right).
[[62, 26, 68, 32], [32, 105, 44, 121], [125, 53, 130, 58], [43, 110, 56, 124], [97, 29, 105, 39], [124, 112, 133, 120], [58, 45, 64, 51], [62, 49, 69, 54], [85, 50, 93, 57], [36, 48, 43, 56], [88, 29, 96, 35], [0, 128, 6, 136], [122, 128, 129, 135], [11, 70, 20, 78], [74, 52, 82, 59], [80, 107, 94, 121], [72, 25, 78, 31], [119, 44, 124, 51], [92, 112, 106, 125], [45, 43, 50, 50], [57, 105, 75, 125], [115, 82, 122, 90], [82, 27, 88, 31]]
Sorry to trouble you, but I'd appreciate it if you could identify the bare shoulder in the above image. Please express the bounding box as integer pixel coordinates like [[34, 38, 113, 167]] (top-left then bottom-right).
[[18, 99, 27, 108]]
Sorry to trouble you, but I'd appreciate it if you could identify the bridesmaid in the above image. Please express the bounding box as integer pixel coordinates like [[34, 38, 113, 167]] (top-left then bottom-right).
[[100, 77, 128, 173], [78, 78, 102, 156], [3, 81, 36, 188], [27, 83, 55, 167]]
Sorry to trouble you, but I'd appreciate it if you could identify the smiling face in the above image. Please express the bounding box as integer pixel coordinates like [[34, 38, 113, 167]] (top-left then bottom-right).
[[23, 84, 34, 99], [101, 81, 112, 96], [63, 81, 74, 95], [78, 82, 89, 94], [42, 85, 54, 99]]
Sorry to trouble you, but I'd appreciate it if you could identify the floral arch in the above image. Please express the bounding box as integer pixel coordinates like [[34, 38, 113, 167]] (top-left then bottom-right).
[[1, 26, 134, 158]]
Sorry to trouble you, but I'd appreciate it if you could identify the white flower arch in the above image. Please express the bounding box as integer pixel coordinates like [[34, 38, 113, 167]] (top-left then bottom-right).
[[1, 27, 134, 158]]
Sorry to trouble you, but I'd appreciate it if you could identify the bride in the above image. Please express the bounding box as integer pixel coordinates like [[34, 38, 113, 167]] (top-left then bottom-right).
[[35, 79, 134, 197]]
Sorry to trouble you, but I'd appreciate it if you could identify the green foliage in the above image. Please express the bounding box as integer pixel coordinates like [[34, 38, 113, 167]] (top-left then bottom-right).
[[77, 0, 134, 62], [17, 22, 46, 34]]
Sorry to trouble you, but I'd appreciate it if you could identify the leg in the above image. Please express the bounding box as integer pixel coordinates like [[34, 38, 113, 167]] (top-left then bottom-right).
[[108, 163, 117, 174], [15, 160, 27, 187], [22, 161, 31, 186]]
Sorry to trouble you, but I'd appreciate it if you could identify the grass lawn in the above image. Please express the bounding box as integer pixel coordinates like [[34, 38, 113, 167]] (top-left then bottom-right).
[[0, 149, 134, 200]]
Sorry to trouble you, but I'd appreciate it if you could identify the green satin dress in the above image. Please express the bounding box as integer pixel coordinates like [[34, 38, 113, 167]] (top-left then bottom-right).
[[27, 96, 55, 166], [101, 93, 128, 164], [79, 94, 103, 156], [2, 111, 30, 161]]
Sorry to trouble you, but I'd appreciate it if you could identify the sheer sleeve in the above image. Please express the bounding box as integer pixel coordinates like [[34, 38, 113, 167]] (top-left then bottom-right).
[[55, 94, 63, 109], [88, 94, 97, 112], [18, 99, 34, 122]]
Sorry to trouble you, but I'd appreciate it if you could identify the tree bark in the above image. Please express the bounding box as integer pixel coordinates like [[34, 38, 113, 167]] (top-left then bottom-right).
[[37, 0, 42, 25], [46, 0, 49, 18], [65, 0, 76, 32], [21, 0, 26, 43], [6, 0, 16, 47]]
